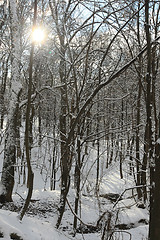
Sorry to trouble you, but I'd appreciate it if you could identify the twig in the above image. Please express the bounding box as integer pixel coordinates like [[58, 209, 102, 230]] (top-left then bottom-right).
[[113, 185, 149, 208], [15, 192, 40, 203], [15, 192, 24, 201], [66, 198, 96, 228]]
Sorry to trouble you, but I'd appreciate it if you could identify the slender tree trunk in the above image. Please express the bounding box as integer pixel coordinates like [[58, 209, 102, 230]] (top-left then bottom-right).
[[73, 133, 81, 231], [18, 0, 37, 220], [96, 97, 100, 191], [50, 97, 57, 190], [136, 3, 143, 200], [119, 99, 124, 179], [141, 126, 148, 202], [129, 136, 134, 175], [49, 0, 72, 228], [136, 79, 142, 200], [56, 37, 70, 229], [50, 145, 57, 191]]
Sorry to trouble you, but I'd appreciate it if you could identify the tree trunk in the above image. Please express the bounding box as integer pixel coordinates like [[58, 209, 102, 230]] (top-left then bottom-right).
[[18, 0, 37, 220], [143, 0, 155, 238], [56, 37, 70, 229], [149, 113, 160, 240], [73, 135, 81, 231], [136, 79, 142, 199], [0, 0, 22, 203]]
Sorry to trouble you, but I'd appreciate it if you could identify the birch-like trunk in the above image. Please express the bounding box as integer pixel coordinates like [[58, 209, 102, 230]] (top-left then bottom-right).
[[0, 0, 22, 203]]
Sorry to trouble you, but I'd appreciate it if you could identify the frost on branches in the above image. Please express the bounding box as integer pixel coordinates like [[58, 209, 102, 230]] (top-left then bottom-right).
[[0, 0, 22, 203]]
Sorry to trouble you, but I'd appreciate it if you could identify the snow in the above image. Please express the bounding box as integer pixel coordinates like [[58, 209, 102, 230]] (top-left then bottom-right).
[[0, 207, 148, 240], [0, 209, 69, 240], [157, 138, 160, 144], [117, 200, 149, 224], [0, 142, 149, 240]]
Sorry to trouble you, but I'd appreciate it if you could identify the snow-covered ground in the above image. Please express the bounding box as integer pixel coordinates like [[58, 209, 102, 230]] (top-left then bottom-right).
[[0, 139, 149, 240]]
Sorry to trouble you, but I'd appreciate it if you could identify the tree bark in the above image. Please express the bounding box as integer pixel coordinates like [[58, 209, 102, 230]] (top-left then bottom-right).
[[0, 0, 22, 203], [149, 113, 160, 240], [18, 0, 37, 220], [56, 26, 70, 230]]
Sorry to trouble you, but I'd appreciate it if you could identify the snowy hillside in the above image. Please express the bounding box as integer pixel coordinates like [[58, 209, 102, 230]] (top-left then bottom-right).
[[0, 142, 148, 240]]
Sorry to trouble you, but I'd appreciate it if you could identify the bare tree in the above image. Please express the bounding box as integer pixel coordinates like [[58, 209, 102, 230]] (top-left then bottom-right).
[[0, 0, 22, 203]]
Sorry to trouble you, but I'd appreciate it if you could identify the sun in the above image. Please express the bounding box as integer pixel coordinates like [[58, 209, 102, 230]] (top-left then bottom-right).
[[31, 27, 46, 44]]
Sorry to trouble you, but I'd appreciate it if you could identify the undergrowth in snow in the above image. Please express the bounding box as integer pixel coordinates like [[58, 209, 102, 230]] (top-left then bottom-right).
[[0, 140, 149, 240]]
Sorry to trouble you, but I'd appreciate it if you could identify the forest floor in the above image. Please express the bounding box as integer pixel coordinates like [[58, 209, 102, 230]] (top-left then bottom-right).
[[0, 144, 149, 239]]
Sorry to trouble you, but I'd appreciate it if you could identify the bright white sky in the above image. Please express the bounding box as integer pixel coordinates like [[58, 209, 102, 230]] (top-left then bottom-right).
[[31, 27, 46, 44]]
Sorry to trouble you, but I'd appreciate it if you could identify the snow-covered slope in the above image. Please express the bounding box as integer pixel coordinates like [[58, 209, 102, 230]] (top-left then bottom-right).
[[0, 142, 149, 240]]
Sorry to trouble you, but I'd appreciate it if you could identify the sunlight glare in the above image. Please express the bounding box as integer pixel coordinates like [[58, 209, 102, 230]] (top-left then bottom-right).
[[31, 27, 46, 44]]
